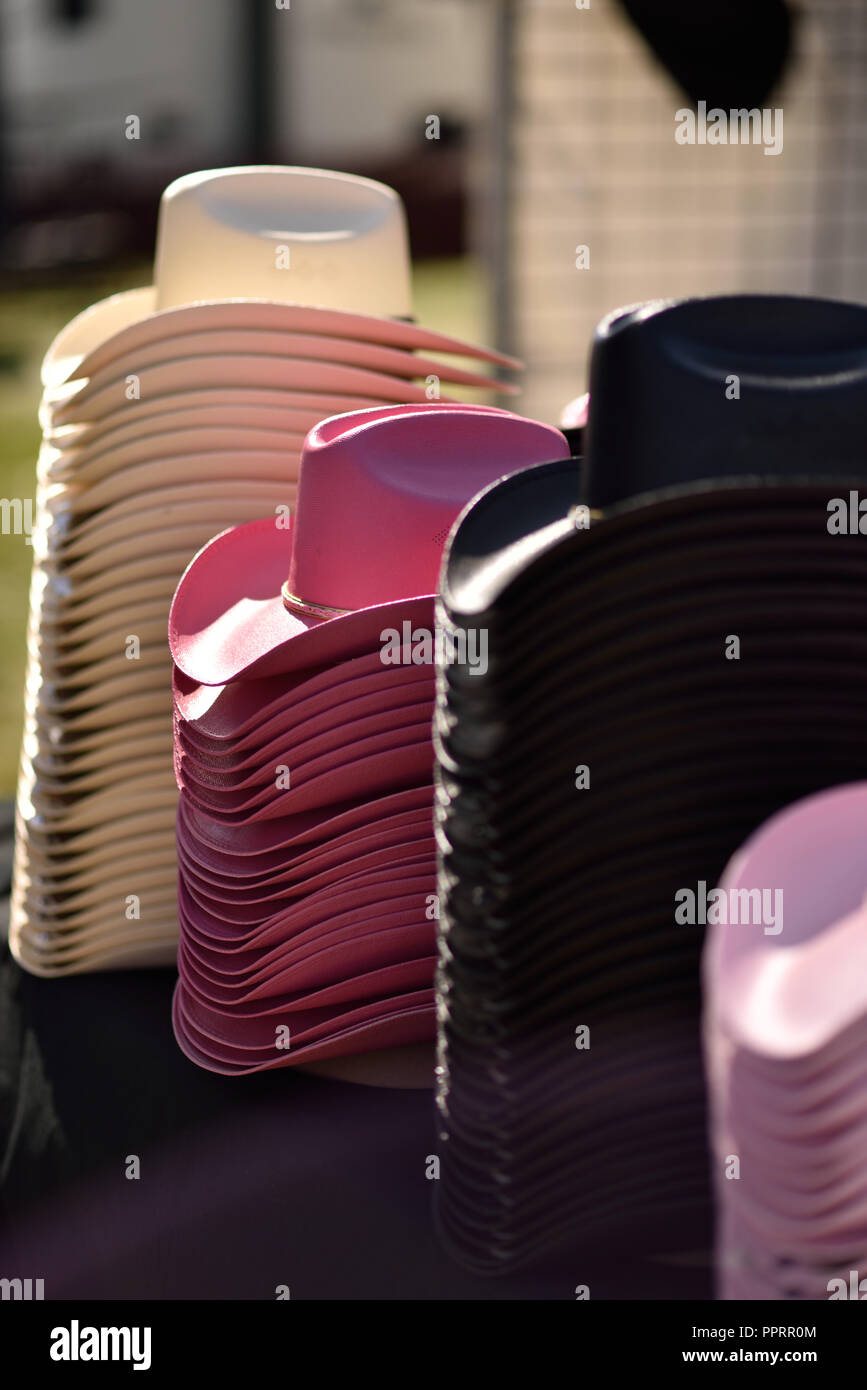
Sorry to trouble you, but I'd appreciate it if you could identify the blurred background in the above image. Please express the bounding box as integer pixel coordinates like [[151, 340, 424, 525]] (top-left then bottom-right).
[[0, 0, 865, 794]]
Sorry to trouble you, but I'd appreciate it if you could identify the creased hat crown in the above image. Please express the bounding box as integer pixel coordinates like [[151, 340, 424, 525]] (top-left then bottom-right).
[[285, 408, 570, 611], [153, 166, 413, 316], [583, 294, 867, 509]]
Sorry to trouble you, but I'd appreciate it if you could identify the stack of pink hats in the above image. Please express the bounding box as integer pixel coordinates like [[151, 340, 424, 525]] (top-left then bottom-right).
[[703, 781, 867, 1299], [168, 404, 569, 1075]]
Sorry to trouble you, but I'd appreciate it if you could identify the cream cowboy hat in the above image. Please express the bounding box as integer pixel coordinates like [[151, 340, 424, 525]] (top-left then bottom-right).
[[12, 165, 517, 976]]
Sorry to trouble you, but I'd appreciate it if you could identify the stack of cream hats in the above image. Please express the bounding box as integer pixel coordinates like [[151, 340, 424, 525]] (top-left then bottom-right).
[[11, 165, 516, 976]]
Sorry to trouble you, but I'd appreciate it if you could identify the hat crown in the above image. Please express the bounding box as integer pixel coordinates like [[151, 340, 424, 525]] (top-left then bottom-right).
[[285, 408, 570, 612], [153, 166, 412, 317], [583, 294, 867, 509], [711, 783, 867, 1053]]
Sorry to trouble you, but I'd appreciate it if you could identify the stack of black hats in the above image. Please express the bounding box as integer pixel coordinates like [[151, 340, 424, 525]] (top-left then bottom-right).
[[432, 295, 867, 1274]]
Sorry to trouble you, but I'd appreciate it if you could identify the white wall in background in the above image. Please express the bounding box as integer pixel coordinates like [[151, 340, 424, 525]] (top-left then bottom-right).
[[2, 0, 487, 179], [3, 0, 242, 176], [274, 0, 488, 161]]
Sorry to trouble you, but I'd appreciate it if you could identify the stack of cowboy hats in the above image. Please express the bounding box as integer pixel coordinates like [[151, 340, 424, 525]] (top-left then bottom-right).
[[432, 294, 867, 1272], [11, 165, 516, 977], [168, 404, 570, 1074], [704, 781, 867, 1300]]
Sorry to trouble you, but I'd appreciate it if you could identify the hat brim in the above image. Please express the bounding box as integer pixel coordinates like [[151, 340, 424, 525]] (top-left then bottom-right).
[[43, 287, 520, 388], [170, 515, 435, 685], [178, 783, 431, 859], [55, 450, 295, 514], [53, 489, 294, 556], [49, 329, 510, 401], [181, 893, 430, 967], [181, 858, 435, 942], [172, 984, 434, 1073], [12, 933, 177, 976], [176, 665, 433, 762], [179, 866, 436, 950], [43, 429, 307, 486], [44, 354, 466, 421], [177, 818, 430, 897], [42, 393, 341, 448], [442, 457, 580, 619], [172, 646, 431, 740]]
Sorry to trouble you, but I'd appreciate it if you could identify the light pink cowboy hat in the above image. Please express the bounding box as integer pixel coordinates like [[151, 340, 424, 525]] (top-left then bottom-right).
[[169, 403, 570, 687], [704, 782, 867, 1289]]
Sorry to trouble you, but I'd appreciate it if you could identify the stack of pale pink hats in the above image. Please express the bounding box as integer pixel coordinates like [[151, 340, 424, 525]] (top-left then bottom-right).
[[11, 166, 515, 977], [704, 782, 867, 1299]]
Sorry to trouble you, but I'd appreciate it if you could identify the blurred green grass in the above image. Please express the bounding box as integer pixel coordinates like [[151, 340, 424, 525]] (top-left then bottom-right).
[[0, 257, 487, 795]]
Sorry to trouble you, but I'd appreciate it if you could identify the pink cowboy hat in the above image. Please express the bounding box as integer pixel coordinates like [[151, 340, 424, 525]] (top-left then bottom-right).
[[169, 403, 570, 687]]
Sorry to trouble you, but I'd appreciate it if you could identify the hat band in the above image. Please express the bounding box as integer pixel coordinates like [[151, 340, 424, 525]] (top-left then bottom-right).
[[281, 583, 351, 621]]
